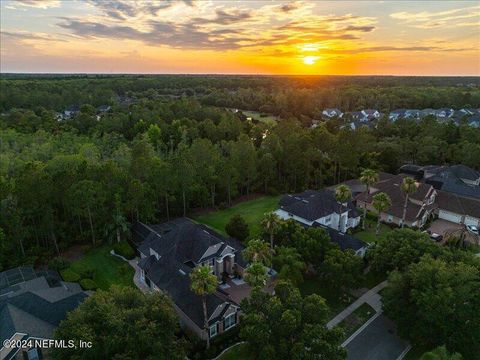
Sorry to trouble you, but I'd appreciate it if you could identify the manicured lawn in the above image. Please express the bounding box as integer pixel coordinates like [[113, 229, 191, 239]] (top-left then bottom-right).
[[299, 275, 357, 316], [218, 343, 251, 360], [357, 270, 388, 289], [194, 196, 281, 238], [337, 303, 376, 340], [354, 217, 393, 245], [66, 245, 134, 290]]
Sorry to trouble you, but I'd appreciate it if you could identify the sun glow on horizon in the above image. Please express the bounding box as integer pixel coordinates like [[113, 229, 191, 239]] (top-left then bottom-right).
[[303, 56, 320, 65]]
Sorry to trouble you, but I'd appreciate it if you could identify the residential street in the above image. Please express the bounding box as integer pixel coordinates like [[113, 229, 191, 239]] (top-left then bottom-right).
[[327, 281, 388, 329], [327, 280, 411, 360]]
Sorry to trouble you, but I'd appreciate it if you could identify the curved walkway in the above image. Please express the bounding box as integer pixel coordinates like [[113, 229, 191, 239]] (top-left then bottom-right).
[[110, 251, 151, 293], [327, 280, 388, 329]]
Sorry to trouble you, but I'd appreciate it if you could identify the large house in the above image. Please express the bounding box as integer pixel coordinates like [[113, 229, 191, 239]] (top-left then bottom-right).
[[0, 267, 88, 360], [356, 173, 437, 228], [399, 164, 480, 199], [322, 108, 344, 119], [275, 189, 360, 233], [131, 218, 253, 341], [435, 191, 480, 227], [275, 190, 366, 256]]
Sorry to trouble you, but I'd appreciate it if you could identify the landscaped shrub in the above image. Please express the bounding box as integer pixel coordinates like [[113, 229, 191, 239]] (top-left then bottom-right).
[[60, 268, 80, 282], [49, 257, 71, 271], [79, 278, 98, 291], [225, 214, 249, 241], [78, 267, 96, 279], [118, 263, 131, 276], [113, 241, 135, 260]]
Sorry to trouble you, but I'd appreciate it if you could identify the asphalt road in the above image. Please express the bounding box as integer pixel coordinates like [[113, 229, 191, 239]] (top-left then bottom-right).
[[345, 314, 410, 360]]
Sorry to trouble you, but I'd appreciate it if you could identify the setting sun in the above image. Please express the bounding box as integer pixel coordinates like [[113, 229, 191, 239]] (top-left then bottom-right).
[[303, 56, 319, 65]]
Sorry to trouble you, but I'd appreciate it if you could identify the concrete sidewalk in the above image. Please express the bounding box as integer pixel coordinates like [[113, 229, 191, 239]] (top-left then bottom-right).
[[327, 280, 388, 329]]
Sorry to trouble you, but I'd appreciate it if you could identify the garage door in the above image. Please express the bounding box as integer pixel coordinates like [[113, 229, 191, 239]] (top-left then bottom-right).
[[438, 210, 462, 224], [465, 216, 480, 227]]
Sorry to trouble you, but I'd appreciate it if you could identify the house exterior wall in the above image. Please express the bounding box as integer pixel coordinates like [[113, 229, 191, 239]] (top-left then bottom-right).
[[465, 216, 480, 227], [359, 200, 419, 228], [438, 210, 463, 224], [275, 209, 356, 233], [275, 209, 314, 226], [234, 263, 245, 277]]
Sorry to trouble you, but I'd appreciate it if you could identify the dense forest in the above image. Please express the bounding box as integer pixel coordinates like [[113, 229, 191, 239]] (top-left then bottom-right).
[[1, 75, 479, 269]]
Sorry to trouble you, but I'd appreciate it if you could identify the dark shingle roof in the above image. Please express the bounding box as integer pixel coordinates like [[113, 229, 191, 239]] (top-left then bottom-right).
[[0, 276, 87, 343], [132, 219, 243, 328], [137, 218, 233, 264], [279, 190, 358, 222], [436, 191, 480, 218], [356, 173, 435, 222], [448, 165, 480, 181], [313, 224, 366, 251]]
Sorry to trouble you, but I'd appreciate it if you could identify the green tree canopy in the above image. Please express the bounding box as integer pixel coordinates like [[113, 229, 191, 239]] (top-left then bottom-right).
[[53, 286, 187, 360], [383, 256, 480, 359], [240, 281, 346, 360]]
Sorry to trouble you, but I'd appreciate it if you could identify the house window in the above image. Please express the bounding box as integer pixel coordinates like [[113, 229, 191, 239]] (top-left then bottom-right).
[[223, 313, 237, 330], [387, 215, 393, 223], [209, 323, 218, 338], [324, 215, 331, 225], [210, 259, 215, 266]]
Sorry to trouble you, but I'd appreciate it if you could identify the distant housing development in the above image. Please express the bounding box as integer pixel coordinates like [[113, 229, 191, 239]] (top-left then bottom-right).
[[319, 107, 480, 129]]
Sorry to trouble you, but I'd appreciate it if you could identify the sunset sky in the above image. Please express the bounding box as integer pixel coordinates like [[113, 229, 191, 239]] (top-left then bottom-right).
[[1, 0, 479, 75]]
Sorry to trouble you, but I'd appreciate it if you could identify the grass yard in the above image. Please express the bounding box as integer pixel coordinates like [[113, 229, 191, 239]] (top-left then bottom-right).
[[356, 268, 388, 290], [218, 343, 251, 360], [299, 275, 357, 316], [66, 245, 134, 290], [354, 217, 393, 245], [194, 196, 281, 238], [336, 303, 376, 340], [241, 110, 278, 126]]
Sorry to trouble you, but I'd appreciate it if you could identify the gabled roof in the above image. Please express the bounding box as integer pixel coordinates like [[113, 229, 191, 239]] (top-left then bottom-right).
[[279, 189, 358, 222], [135, 218, 235, 265], [0, 275, 87, 344], [448, 165, 480, 181], [436, 191, 480, 218], [132, 219, 243, 329], [356, 173, 435, 222], [323, 108, 343, 115]]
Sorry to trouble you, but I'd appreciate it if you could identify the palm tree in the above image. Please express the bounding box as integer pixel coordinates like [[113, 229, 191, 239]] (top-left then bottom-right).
[[335, 184, 352, 232], [244, 262, 268, 289], [400, 177, 417, 228], [359, 169, 379, 229], [261, 212, 280, 250], [243, 239, 271, 266], [190, 265, 217, 349], [372, 192, 391, 236]]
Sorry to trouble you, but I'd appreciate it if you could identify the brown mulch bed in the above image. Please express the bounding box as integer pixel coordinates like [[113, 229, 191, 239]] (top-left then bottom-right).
[[59, 244, 89, 262]]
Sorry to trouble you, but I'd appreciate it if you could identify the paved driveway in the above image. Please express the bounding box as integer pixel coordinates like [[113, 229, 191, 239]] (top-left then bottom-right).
[[428, 219, 479, 243], [345, 314, 410, 360], [428, 219, 462, 236]]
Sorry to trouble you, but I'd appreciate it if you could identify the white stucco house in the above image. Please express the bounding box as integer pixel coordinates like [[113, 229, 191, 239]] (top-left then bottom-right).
[[275, 189, 361, 233]]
